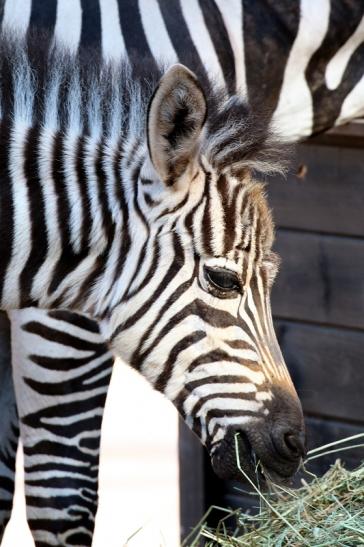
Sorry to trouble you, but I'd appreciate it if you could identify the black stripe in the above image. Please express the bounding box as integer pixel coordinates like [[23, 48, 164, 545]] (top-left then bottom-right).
[[0, 0, 5, 28], [48, 133, 89, 295], [155, 332, 206, 392], [80, 0, 102, 50], [112, 232, 185, 337], [29, 0, 57, 33], [29, 351, 109, 372], [24, 440, 92, 462], [101, 142, 131, 312], [189, 391, 257, 420], [24, 462, 97, 476], [184, 167, 209, 236], [24, 357, 112, 396], [71, 143, 117, 309], [22, 393, 108, 432], [186, 375, 260, 392], [49, 132, 78, 293], [188, 349, 261, 373], [19, 126, 48, 307], [75, 136, 92, 252], [124, 227, 161, 300], [131, 273, 197, 366], [117, 0, 157, 68], [47, 310, 101, 333], [95, 141, 113, 235], [243, 0, 300, 115], [157, 0, 209, 86], [202, 173, 213, 255], [0, 120, 13, 303], [27, 520, 94, 542], [26, 476, 95, 489], [22, 322, 105, 352], [198, 0, 236, 94]]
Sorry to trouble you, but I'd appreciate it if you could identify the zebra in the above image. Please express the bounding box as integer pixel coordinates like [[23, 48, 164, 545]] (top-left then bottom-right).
[[0, 0, 363, 138], [0, 27, 307, 546], [0, 1, 363, 545]]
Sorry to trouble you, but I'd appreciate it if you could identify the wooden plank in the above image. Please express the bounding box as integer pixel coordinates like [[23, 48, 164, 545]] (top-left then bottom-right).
[[274, 320, 364, 422], [267, 145, 364, 236], [178, 417, 205, 542], [308, 121, 364, 149], [304, 416, 364, 477], [272, 230, 364, 330]]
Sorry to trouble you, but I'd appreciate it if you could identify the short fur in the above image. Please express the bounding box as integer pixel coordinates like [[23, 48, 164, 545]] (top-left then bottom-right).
[[0, 30, 289, 177]]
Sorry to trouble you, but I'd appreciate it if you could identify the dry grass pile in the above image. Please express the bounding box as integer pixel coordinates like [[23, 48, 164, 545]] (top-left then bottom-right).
[[185, 434, 364, 547]]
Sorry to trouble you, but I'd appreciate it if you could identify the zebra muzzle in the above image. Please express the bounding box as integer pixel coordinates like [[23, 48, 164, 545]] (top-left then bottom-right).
[[210, 388, 306, 485]]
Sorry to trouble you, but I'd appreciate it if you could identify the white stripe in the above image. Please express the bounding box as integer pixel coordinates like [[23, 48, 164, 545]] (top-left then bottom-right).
[[184, 383, 257, 415], [272, 0, 330, 140], [54, 0, 82, 52], [2, 0, 31, 32], [63, 133, 83, 254], [208, 415, 256, 435], [180, 0, 225, 86], [215, 0, 247, 96], [100, 0, 127, 61], [326, 15, 364, 90], [209, 175, 225, 255], [84, 137, 108, 248], [188, 362, 265, 386], [42, 408, 103, 426], [139, 0, 178, 65], [197, 396, 261, 418]]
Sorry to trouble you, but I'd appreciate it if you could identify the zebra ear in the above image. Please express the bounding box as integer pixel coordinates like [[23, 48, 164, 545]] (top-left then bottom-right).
[[147, 64, 207, 187]]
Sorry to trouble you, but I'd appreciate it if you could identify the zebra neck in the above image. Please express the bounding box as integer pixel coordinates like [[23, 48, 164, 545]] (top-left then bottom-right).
[[0, 119, 141, 313]]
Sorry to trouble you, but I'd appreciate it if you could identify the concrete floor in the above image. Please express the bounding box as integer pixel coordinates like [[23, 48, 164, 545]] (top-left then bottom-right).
[[3, 361, 180, 547]]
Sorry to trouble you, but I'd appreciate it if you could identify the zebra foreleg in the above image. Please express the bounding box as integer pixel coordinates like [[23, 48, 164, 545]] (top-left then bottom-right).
[[9, 309, 113, 547], [0, 312, 19, 543]]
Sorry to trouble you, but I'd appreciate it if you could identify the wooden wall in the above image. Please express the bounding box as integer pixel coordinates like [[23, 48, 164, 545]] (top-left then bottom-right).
[[179, 128, 364, 537]]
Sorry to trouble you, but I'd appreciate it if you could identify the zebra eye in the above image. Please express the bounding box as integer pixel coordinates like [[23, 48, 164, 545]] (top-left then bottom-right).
[[204, 266, 240, 294]]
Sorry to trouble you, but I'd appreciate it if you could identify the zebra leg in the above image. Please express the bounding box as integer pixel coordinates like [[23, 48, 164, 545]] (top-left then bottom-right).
[[0, 312, 19, 542], [9, 309, 113, 547]]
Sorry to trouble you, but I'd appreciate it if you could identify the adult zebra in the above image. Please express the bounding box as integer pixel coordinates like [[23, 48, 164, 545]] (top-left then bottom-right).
[[0, 1, 363, 546]]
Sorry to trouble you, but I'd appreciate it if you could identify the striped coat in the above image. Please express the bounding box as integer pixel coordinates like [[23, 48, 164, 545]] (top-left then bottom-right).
[[0, 2, 363, 546]]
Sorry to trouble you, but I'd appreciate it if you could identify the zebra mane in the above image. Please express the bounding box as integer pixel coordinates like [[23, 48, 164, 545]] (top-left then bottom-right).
[[0, 30, 288, 175]]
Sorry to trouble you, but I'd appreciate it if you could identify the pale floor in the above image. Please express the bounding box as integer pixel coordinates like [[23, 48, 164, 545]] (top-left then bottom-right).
[[2, 361, 180, 547]]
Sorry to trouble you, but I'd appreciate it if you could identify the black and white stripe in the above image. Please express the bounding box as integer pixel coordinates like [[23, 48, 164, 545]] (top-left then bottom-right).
[[10, 309, 113, 546], [0, 0, 362, 138], [0, 1, 363, 545], [0, 312, 18, 543], [0, 27, 302, 545]]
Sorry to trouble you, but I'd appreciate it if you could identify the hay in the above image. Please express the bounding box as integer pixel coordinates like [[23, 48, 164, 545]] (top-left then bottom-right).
[[185, 434, 364, 547]]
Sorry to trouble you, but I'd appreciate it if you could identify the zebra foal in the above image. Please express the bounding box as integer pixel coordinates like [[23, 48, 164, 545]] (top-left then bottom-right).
[[0, 32, 305, 545]]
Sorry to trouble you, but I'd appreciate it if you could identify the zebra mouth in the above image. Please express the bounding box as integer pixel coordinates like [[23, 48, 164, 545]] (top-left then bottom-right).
[[210, 430, 297, 486], [210, 430, 266, 483], [236, 431, 267, 484]]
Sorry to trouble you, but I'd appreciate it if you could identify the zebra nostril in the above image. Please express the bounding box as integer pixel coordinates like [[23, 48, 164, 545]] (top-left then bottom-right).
[[283, 431, 306, 458]]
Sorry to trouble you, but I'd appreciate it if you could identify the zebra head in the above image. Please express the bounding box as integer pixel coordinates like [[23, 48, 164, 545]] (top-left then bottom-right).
[[102, 64, 305, 484]]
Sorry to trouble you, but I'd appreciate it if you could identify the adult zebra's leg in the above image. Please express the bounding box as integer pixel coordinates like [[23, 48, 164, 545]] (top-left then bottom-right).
[[0, 312, 19, 542], [10, 309, 113, 547]]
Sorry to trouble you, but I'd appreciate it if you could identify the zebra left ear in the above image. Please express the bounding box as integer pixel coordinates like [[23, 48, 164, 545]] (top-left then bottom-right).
[[147, 64, 207, 187]]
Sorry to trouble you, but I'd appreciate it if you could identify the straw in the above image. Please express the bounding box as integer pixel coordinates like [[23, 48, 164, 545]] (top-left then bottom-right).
[[188, 433, 364, 546]]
